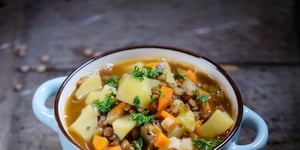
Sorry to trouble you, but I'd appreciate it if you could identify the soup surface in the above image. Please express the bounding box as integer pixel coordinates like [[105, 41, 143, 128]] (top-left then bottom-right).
[[65, 58, 234, 150]]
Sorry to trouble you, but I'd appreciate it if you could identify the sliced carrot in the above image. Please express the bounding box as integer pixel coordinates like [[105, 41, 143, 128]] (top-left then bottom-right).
[[154, 132, 170, 148], [110, 102, 126, 115], [92, 135, 109, 150], [203, 102, 211, 112], [179, 69, 197, 83], [158, 86, 173, 112], [107, 145, 122, 150], [195, 120, 203, 131], [145, 62, 158, 68], [160, 111, 179, 123]]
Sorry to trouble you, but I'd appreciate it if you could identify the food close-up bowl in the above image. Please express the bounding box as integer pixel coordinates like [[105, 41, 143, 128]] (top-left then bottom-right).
[[32, 46, 268, 150]]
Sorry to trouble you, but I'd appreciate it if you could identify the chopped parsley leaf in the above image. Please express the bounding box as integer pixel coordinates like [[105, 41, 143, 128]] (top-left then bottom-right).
[[106, 76, 119, 88], [174, 69, 186, 79], [133, 96, 141, 108], [131, 111, 156, 126], [95, 92, 116, 113], [143, 66, 163, 78], [195, 88, 210, 105], [133, 137, 143, 150], [150, 94, 156, 103], [131, 66, 145, 81], [192, 138, 221, 150]]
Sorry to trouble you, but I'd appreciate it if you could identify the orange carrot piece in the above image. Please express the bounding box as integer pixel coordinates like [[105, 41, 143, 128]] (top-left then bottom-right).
[[107, 145, 122, 150], [111, 102, 126, 115], [154, 132, 170, 148], [92, 135, 109, 150], [179, 69, 197, 83], [195, 120, 203, 130], [158, 86, 173, 112], [160, 111, 179, 123], [203, 102, 211, 112], [145, 62, 158, 68]]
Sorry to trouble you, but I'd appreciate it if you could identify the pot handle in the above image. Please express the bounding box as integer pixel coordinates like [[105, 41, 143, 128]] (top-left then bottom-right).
[[32, 77, 66, 132], [227, 106, 268, 150]]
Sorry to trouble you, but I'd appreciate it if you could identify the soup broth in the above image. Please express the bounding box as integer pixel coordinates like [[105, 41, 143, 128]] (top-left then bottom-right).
[[65, 58, 234, 150]]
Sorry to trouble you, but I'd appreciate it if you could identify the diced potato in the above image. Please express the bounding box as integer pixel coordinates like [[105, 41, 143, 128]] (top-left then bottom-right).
[[168, 125, 186, 138], [197, 109, 234, 138], [75, 75, 102, 100], [177, 108, 195, 132], [85, 91, 102, 104], [119, 62, 144, 74], [180, 138, 193, 150], [166, 137, 181, 149], [160, 61, 177, 86], [112, 115, 136, 140], [117, 75, 159, 108], [69, 105, 98, 141], [85, 85, 116, 104]]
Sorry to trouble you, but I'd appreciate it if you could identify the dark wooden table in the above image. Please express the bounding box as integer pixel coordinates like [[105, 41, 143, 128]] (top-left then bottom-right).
[[0, 0, 299, 149]]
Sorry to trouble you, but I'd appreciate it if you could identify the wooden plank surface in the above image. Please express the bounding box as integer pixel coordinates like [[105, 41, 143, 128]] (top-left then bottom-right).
[[0, 0, 299, 150]]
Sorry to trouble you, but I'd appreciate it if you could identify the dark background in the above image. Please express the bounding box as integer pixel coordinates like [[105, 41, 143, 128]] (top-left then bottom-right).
[[0, 0, 299, 149]]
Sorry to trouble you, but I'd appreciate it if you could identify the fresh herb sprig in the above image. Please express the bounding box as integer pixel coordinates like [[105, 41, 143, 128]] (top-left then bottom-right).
[[106, 76, 119, 88], [131, 111, 156, 126], [131, 66, 145, 81], [174, 69, 186, 79], [143, 66, 163, 78], [133, 96, 141, 108], [192, 138, 221, 150], [195, 88, 210, 105], [133, 137, 144, 150], [131, 65, 163, 81], [95, 92, 116, 113]]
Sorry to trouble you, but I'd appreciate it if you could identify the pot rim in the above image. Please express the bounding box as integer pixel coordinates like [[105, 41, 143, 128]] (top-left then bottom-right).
[[54, 45, 243, 149]]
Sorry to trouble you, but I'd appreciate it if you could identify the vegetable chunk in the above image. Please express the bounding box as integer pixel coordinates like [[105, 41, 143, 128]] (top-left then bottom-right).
[[112, 115, 137, 140], [75, 75, 102, 100], [197, 109, 234, 138], [69, 105, 98, 141], [85, 85, 116, 104], [116, 75, 159, 108], [177, 108, 195, 132], [92, 135, 109, 150]]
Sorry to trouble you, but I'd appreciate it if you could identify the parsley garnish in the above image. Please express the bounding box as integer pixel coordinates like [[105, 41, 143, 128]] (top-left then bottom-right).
[[131, 66, 145, 81], [95, 92, 116, 113], [150, 94, 156, 103], [195, 89, 210, 105], [133, 96, 141, 108], [133, 137, 144, 150], [131, 65, 163, 81], [174, 69, 186, 79], [106, 76, 119, 88], [131, 111, 156, 126], [143, 66, 163, 78], [192, 138, 221, 150]]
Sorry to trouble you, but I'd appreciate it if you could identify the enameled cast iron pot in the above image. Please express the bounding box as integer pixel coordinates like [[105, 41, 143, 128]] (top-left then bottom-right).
[[32, 46, 268, 150]]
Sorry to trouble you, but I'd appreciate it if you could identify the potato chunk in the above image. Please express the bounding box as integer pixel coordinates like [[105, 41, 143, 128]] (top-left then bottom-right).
[[69, 105, 98, 141], [85, 85, 116, 104], [75, 75, 102, 100], [116, 75, 159, 108], [176, 108, 195, 132], [197, 109, 234, 138], [112, 115, 136, 140]]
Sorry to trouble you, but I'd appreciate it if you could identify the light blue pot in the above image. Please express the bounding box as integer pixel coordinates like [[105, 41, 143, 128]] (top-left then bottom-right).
[[32, 46, 268, 150]]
